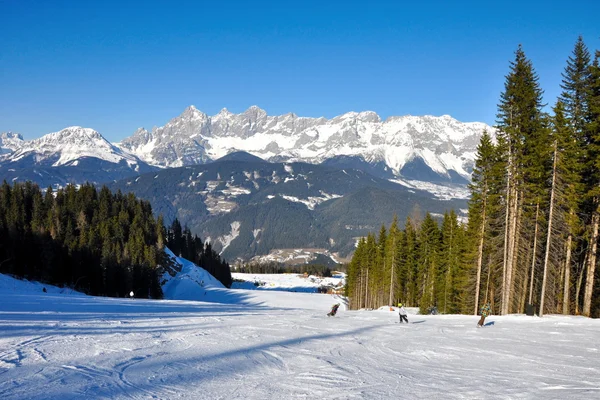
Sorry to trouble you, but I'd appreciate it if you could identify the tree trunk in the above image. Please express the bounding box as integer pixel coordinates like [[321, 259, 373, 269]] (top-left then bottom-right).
[[474, 201, 487, 315], [504, 183, 519, 315], [388, 243, 394, 306], [563, 231, 573, 314], [365, 268, 369, 309], [583, 209, 599, 317], [528, 203, 540, 305], [540, 142, 558, 317], [576, 252, 587, 315], [501, 143, 513, 315]]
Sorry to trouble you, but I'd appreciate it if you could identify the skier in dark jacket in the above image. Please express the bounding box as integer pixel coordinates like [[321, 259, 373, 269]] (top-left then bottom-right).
[[328, 303, 340, 317], [477, 303, 492, 327]]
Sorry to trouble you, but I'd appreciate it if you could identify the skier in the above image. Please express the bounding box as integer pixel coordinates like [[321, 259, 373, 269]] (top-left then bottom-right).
[[477, 302, 492, 327], [398, 303, 408, 323], [328, 303, 340, 317]]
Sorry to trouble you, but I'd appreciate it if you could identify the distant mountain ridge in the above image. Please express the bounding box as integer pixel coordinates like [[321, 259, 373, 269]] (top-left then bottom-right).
[[117, 105, 491, 184], [0, 126, 155, 187]]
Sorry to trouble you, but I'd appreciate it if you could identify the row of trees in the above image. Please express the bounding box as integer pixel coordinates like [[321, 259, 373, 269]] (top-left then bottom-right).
[[346, 37, 600, 317], [346, 213, 467, 315], [234, 261, 336, 277]]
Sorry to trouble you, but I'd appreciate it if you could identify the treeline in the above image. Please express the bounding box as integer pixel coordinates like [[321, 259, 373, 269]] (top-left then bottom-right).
[[235, 261, 340, 277], [0, 182, 163, 298], [347, 37, 600, 318], [166, 218, 232, 287]]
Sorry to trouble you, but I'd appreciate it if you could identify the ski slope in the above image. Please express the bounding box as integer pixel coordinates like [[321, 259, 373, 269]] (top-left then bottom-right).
[[1, 274, 599, 399]]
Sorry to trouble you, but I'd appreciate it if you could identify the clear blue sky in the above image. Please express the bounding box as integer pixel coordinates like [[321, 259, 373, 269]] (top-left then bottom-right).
[[1, 0, 599, 142]]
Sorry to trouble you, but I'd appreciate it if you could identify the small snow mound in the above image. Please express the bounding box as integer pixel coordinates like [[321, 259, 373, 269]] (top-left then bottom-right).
[[161, 248, 225, 301]]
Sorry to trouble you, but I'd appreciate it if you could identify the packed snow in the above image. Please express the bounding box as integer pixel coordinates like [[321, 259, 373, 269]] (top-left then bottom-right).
[[1, 272, 600, 399]]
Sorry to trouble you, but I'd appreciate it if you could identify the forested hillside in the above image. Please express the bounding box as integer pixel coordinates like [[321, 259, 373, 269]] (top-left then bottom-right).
[[346, 38, 600, 318], [0, 181, 232, 297]]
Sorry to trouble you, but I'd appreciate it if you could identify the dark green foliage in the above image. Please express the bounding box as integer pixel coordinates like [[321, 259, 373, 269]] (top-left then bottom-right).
[[0, 181, 163, 298], [345, 212, 470, 313]]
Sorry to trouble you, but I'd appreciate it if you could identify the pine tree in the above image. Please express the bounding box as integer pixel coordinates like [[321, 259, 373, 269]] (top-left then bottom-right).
[[418, 213, 440, 314], [466, 131, 501, 314], [496, 45, 546, 314], [437, 211, 463, 313], [582, 51, 600, 317], [560, 36, 592, 136]]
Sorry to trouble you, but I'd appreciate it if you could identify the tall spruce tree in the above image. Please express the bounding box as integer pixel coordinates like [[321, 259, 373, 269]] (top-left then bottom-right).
[[496, 45, 546, 314], [418, 213, 440, 314], [582, 51, 600, 317]]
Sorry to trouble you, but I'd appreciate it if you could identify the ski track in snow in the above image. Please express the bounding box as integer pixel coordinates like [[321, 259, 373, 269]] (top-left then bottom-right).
[[1, 282, 600, 399]]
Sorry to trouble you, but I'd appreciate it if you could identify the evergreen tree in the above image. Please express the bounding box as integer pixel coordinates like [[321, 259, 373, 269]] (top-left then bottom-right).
[[496, 44, 546, 314], [582, 51, 600, 317], [418, 213, 440, 314]]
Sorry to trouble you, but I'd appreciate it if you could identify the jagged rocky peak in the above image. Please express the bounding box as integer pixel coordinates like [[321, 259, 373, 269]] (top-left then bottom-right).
[[133, 127, 150, 136], [214, 107, 233, 118], [177, 105, 209, 123], [333, 110, 381, 123], [243, 105, 268, 121]]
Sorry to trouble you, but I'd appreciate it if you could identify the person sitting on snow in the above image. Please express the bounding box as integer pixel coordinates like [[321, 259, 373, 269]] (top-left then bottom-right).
[[398, 303, 408, 323], [328, 303, 340, 317], [477, 303, 492, 327]]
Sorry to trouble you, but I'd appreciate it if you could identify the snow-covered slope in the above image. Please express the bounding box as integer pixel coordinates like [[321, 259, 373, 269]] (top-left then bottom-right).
[[1, 272, 599, 399], [161, 248, 225, 301], [118, 106, 492, 183]]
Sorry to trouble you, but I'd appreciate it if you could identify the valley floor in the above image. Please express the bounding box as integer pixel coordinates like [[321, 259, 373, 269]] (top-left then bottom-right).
[[1, 276, 599, 399]]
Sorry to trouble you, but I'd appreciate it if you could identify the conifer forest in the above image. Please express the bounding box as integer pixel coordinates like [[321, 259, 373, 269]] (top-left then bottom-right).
[[0, 182, 232, 297], [346, 37, 600, 318]]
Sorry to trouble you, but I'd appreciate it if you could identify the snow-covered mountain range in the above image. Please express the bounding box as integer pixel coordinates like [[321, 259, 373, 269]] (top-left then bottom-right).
[[118, 106, 492, 183], [1, 106, 491, 189]]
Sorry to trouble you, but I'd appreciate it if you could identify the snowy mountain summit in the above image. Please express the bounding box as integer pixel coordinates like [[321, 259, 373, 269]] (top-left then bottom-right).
[[0, 131, 24, 154], [118, 106, 492, 183], [0, 126, 155, 187], [5, 126, 143, 168]]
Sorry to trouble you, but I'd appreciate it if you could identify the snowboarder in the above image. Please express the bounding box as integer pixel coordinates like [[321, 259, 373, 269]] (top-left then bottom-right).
[[477, 303, 492, 327], [328, 303, 340, 317], [398, 303, 408, 323]]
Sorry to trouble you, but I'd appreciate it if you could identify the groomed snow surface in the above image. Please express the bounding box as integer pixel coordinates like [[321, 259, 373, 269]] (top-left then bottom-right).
[[1, 273, 600, 399]]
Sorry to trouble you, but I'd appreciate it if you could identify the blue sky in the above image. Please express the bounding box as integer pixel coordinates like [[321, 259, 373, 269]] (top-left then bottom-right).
[[1, 0, 599, 142]]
